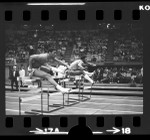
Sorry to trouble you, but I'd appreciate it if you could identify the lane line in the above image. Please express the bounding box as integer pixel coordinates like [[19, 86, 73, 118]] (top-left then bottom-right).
[[6, 101, 63, 106], [6, 99, 143, 107], [6, 108, 142, 115], [6, 100, 143, 109], [66, 106, 143, 114], [88, 98, 143, 102], [5, 95, 143, 102], [81, 101, 143, 107], [6, 109, 24, 113], [6, 107, 142, 115]]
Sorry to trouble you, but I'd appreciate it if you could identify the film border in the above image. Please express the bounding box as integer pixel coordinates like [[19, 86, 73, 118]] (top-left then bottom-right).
[[0, 2, 149, 135]]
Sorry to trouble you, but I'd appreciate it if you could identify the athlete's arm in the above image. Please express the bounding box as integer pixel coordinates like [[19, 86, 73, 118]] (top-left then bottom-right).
[[45, 63, 65, 74], [86, 62, 96, 67], [54, 57, 70, 69], [78, 61, 86, 70]]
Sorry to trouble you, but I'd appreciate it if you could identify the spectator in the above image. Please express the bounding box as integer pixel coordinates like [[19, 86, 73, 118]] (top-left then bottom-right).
[[93, 69, 100, 83], [19, 64, 25, 87], [9, 65, 20, 91], [130, 68, 137, 86], [99, 68, 104, 82], [112, 67, 117, 83], [116, 69, 122, 83], [141, 67, 143, 77], [29, 45, 35, 56], [140, 67, 143, 83]]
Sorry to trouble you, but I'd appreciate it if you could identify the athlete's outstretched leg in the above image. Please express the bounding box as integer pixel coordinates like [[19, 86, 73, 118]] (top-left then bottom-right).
[[83, 70, 94, 77], [33, 69, 70, 93], [84, 74, 94, 84]]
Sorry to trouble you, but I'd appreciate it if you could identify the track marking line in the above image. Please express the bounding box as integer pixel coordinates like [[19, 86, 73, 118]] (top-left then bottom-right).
[[88, 97, 143, 102], [6, 109, 24, 114], [68, 106, 143, 114], [6, 95, 143, 102], [83, 101, 143, 107], [6, 102, 143, 109], [6, 107, 143, 115], [6, 101, 64, 106]]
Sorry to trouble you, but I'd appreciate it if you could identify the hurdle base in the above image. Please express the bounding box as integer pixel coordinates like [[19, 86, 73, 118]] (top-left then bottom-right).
[[53, 100, 79, 106], [78, 95, 90, 102], [64, 100, 80, 106], [69, 95, 90, 102], [31, 105, 64, 113], [49, 104, 63, 107], [24, 111, 41, 115]]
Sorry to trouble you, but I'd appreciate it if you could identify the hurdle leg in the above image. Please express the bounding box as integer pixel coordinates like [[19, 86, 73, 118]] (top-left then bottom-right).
[[65, 80, 70, 105], [47, 93, 49, 111], [41, 92, 43, 115], [19, 97, 21, 115], [67, 79, 70, 105], [78, 76, 91, 102], [40, 83, 43, 115], [90, 83, 93, 99], [66, 79, 69, 105], [79, 76, 84, 101], [81, 77, 84, 100], [47, 86, 49, 111], [19, 80, 21, 115], [63, 93, 64, 107], [67, 92, 69, 105], [78, 79, 81, 101], [80, 77, 84, 101]]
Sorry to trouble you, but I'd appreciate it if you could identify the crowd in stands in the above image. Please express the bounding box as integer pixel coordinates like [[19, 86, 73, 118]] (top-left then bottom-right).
[[70, 30, 108, 63], [5, 24, 143, 65], [5, 27, 109, 64], [5, 29, 69, 64], [113, 32, 143, 62], [92, 66, 143, 84]]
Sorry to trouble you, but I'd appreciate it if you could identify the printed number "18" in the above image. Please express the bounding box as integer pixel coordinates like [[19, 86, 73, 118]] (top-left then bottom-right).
[[122, 128, 131, 134]]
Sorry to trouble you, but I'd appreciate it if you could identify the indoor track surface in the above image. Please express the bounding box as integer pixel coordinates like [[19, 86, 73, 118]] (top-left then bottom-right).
[[5, 82, 143, 115]]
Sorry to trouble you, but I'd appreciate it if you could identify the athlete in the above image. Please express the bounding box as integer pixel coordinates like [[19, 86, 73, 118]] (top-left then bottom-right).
[[28, 52, 71, 93], [65, 55, 95, 84]]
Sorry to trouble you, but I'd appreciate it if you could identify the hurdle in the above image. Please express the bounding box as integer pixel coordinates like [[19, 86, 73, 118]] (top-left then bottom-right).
[[18, 77, 37, 115], [78, 75, 93, 101], [30, 83, 64, 115], [18, 77, 42, 115], [19, 95, 41, 115], [52, 77, 80, 107], [19, 78, 64, 115], [62, 74, 93, 105]]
